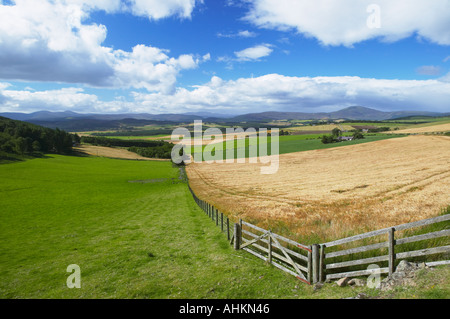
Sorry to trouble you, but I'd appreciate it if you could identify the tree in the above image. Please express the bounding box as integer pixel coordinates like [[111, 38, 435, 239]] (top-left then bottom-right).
[[331, 128, 342, 138], [14, 137, 28, 154], [321, 135, 336, 144], [353, 131, 364, 140]]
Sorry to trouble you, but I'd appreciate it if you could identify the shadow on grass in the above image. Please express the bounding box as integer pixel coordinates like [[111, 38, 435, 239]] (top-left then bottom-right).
[[0, 152, 57, 164]]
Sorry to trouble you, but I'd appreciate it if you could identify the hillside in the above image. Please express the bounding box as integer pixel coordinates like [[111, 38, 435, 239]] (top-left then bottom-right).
[[0, 116, 75, 160], [228, 106, 448, 122]]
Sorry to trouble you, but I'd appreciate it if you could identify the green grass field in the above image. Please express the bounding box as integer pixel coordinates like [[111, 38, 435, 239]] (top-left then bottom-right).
[[190, 133, 405, 160], [0, 155, 313, 299]]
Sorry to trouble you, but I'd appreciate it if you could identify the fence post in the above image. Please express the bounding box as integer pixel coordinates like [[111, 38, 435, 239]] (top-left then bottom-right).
[[216, 210, 219, 226], [234, 223, 241, 250], [221, 213, 224, 231], [312, 244, 320, 284], [388, 228, 396, 276], [268, 234, 273, 264], [319, 245, 326, 283], [227, 217, 230, 240], [307, 246, 312, 284]]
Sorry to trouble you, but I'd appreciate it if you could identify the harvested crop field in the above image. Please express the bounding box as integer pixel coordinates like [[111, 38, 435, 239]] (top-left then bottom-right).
[[74, 145, 169, 161], [186, 135, 450, 242], [388, 123, 450, 134]]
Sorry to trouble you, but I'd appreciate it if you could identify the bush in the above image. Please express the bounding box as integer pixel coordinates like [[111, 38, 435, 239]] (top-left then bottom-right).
[[321, 135, 337, 144], [353, 132, 365, 140]]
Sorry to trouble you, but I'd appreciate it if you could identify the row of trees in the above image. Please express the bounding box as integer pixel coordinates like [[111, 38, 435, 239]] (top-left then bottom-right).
[[81, 135, 174, 159], [81, 136, 168, 148], [0, 117, 76, 155]]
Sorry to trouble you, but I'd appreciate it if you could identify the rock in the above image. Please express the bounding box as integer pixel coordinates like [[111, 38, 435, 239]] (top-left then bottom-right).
[[348, 278, 366, 287], [396, 260, 418, 273], [336, 277, 350, 287], [378, 260, 429, 291]]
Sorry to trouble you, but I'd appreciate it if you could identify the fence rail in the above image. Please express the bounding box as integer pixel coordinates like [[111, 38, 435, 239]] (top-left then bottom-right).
[[189, 183, 450, 285], [321, 214, 450, 282]]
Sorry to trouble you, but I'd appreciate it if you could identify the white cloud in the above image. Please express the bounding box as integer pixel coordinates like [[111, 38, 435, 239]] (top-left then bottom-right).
[[0, 86, 100, 113], [217, 30, 258, 38], [0, 0, 205, 92], [244, 0, 450, 46], [129, 0, 201, 20], [125, 75, 450, 114], [2, 75, 450, 114], [234, 44, 273, 61]]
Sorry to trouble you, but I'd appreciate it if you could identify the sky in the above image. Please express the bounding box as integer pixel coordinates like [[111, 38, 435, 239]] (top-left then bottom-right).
[[0, 0, 450, 115]]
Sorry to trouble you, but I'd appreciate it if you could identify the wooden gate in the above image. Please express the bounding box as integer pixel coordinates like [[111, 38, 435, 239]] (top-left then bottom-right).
[[234, 220, 312, 285]]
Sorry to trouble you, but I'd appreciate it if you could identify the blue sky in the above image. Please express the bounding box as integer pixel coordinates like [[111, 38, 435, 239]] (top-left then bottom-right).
[[0, 0, 450, 114]]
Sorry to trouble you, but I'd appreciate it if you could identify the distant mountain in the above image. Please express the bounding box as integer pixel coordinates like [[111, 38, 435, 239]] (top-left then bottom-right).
[[1, 106, 448, 132], [0, 111, 202, 123], [228, 106, 448, 122], [184, 111, 235, 119]]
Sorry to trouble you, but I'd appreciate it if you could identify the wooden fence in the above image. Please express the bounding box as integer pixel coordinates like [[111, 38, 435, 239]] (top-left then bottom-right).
[[321, 214, 450, 282], [188, 184, 235, 241], [188, 184, 450, 285]]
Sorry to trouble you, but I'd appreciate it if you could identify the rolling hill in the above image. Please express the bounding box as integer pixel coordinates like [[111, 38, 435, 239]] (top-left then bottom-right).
[[1, 106, 449, 132]]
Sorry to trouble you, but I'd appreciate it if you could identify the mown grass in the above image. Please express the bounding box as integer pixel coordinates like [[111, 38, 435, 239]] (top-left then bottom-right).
[[0, 154, 313, 299]]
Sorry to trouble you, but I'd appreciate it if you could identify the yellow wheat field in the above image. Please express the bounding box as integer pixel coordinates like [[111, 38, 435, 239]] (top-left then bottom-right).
[[387, 122, 450, 134], [186, 135, 450, 242]]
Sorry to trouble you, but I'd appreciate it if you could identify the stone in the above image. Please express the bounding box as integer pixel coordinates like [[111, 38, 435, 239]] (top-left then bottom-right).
[[396, 260, 418, 273], [348, 278, 366, 287], [378, 260, 429, 291], [336, 277, 350, 287]]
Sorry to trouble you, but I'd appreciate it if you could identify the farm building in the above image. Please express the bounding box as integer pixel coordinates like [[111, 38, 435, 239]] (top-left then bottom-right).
[[338, 136, 354, 141]]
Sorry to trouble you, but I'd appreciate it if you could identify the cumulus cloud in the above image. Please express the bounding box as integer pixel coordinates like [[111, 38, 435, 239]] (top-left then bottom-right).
[[234, 44, 273, 61], [129, 0, 202, 20], [127, 75, 450, 114], [2, 74, 450, 114], [244, 0, 450, 46], [0, 0, 205, 92], [0, 86, 100, 113]]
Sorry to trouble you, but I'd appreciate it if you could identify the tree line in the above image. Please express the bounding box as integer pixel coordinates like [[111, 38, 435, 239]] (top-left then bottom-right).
[[81, 135, 173, 159], [0, 116, 76, 156]]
